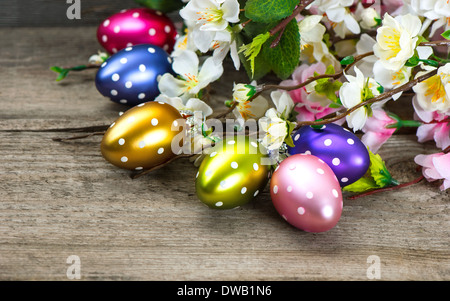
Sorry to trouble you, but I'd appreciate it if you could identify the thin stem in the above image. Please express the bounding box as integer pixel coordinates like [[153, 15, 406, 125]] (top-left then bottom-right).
[[131, 154, 196, 179], [52, 131, 105, 142], [348, 175, 425, 200]]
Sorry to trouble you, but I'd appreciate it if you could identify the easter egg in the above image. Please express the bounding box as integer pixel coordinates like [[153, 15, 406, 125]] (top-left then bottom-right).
[[195, 136, 270, 210], [288, 124, 370, 187], [97, 8, 177, 54], [95, 44, 173, 106], [101, 101, 184, 170], [270, 154, 343, 233]]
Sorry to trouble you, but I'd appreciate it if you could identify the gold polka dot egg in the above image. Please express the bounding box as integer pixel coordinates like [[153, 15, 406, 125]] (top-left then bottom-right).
[[101, 101, 183, 171], [195, 136, 270, 210]]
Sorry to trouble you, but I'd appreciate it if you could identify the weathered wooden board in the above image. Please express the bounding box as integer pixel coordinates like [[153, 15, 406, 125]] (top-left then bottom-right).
[[0, 26, 449, 281]]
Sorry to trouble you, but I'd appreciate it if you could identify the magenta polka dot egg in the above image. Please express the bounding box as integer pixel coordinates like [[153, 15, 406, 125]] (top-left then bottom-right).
[[270, 154, 343, 233], [288, 124, 370, 187], [97, 8, 177, 54]]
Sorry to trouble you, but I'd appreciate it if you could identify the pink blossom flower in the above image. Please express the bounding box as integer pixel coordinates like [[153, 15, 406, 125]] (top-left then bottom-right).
[[414, 152, 450, 191], [413, 97, 450, 151], [361, 108, 397, 153], [280, 62, 342, 123]]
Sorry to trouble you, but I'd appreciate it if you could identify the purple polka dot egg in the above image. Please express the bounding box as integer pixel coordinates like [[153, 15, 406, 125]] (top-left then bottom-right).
[[288, 124, 370, 187]]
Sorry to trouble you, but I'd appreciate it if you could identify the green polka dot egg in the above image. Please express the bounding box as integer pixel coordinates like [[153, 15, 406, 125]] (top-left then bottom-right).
[[195, 136, 270, 210]]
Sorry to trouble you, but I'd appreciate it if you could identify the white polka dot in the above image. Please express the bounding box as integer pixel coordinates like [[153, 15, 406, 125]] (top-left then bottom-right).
[[148, 47, 156, 53], [273, 185, 279, 194], [241, 187, 247, 194], [347, 138, 355, 145], [205, 170, 212, 177], [149, 28, 156, 36], [132, 12, 140, 18], [157, 75, 162, 82], [304, 150, 311, 155], [165, 25, 171, 33], [254, 190, 259, 197], [344, 128, 351, 132], [306, 192, 314, 199], [139, 64, 146, 72], [112, 48, 118, 53], [167, 57, 172, 64], [210, 152, 217, 157], [103, 19, 110, 27], [231, 162, 238, 169], [118, 138, 125, 145], [157, 148, 164, 154], [125, 81, 133, 88], [253, 163, 259, 171], [287, 186, 292, 192], [151, 118, 158, 126], [324, 139, 332, 146], [112, 73, 120, 81], [110, 122, 115, 128], [121, 156, 128, 162], [125, 47, 133, 51], [318, 159, 325, 164], [111, 90, 118, 96], [120, 58, 127, 64], [317, 168, 324, 175], [114, 26, 120, 33], [128, 116, 135, 123], [220, 181, 227, 188], [135, 167, 143, 171], [332, 189, 339, 198], [294, 134, 300, 141], [341, 177, 349, 183], [126, 43, 133, 47], [119, 112, 124, 116], [215, 202, 223, 207], [102, 35, 108, 42], [120, 99, 128, 104], [137, 103, 145, 107], [297, 207, 305, 215], [101, 62, 107, 67], [138, 93, 146, 99], [322, 206, 333, 218], [332, 158, 341, 166], [173, 120, 178, 127], [320, 125, 327, 130], [228, 140, 236, 145], [251, 142, 258, 148], [196, 171, 199, 178]]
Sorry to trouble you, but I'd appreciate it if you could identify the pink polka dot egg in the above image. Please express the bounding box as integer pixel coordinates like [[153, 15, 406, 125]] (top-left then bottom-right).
[[97, 8, 177, 55], [270, 154, 343, 233]]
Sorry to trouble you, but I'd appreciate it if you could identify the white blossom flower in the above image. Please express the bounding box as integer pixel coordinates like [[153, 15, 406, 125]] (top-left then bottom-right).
[[88, 51, 108, 65], [158, 50, 223, 100], [373, 61, 412, 101], [360, 7, 380, 29], [339, 67, 382, 131], [210, 29, 240, 70], [258, 91, 296, 151], [373, 13, 422, 72], [314, 0, 361, 35], [179, 0, 240, 52], [298, 15, 326, 49], [413, 63, 450, 114], [171, 21, 198, 57]]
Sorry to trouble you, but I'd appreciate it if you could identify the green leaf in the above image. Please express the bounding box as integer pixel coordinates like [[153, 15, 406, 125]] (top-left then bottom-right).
[[368, 151, 397, 188], [56, 69, 69, 82], [405, 54, 420, 67], [238, 32, 271, 78], [236, 33, 271, 80], [284, 121, 297, 147], [245, 0, 298, 23], [442, 29, 450, 40], [340, 56, 355, 66], [261, 19, 300, 80], [314, 79, 342, 103], [134, 0, 184, 13], [420, 59, 440, 67], [343, 177, 378, 193], [50, 66, 63, 73]]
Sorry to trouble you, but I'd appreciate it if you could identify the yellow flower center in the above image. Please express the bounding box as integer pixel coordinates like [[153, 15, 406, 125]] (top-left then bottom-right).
[[184, 73, 199, 92], [382, 28, 401, 60], [196, 8, 223, 23], [424, 75, 446, 103]]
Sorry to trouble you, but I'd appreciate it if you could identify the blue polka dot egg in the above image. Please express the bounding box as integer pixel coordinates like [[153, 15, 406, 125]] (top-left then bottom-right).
[[95, 44, 173, 106], [288, 123, 370, 187]]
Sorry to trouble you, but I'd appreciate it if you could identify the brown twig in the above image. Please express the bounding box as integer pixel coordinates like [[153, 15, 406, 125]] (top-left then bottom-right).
[[348, 175, 425, 200], [131, 154, 196, 179], [52, 131, 105, 142]]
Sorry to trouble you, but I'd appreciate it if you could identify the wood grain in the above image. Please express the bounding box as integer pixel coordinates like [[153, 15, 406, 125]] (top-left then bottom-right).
[[0, 26, 449, 281]]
